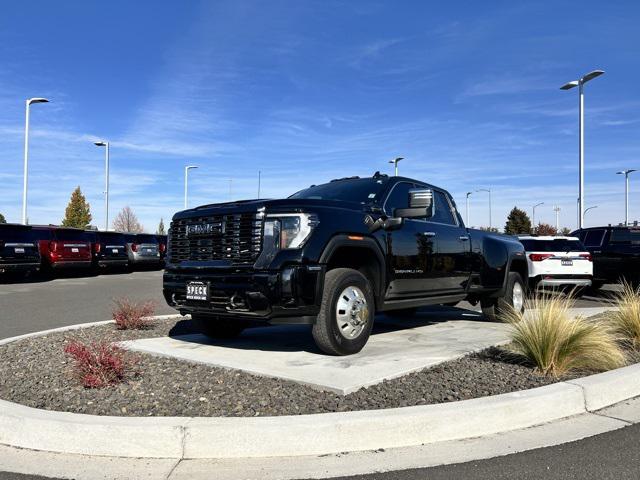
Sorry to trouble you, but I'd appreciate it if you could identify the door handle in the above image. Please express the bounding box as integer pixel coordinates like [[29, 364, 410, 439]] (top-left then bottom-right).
[[422, 232, 437, 237], [459, 235, 470, 241]]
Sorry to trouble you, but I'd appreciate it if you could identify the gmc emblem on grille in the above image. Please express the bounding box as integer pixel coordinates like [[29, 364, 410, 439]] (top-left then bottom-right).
[[186, 223, 222, 236]]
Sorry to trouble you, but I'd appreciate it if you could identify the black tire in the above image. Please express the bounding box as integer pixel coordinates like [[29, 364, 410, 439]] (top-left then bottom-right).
[[481, 272, 526, 322], [191, 314, 246, 339], [312, 268, 375, 356], [385, 307, 418, 317]]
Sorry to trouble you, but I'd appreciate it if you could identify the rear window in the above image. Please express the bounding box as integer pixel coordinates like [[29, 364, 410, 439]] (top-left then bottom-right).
[[520, 239, 586, 252], [52, 229, 93, 242], [96, 232, 126, 244], [135, 234, 158, 244], [583, 229, 606, 247], [610, 229, 640, 244], [0, 226, 35, 242]]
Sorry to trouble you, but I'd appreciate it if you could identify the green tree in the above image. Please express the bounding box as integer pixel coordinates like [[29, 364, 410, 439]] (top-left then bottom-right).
[[0, 213, 6, 224], [157, 218, 166, 235], [560, 227, 572, 235], [504, 207, 532, 235], [61, 186, 92, 229]]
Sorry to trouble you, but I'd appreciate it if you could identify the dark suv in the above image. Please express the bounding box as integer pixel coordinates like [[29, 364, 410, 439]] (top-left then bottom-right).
[[164, 173, 527, 355], [89, 231, 130, 269], [571, 225, 640, 288], [0, 224, 41, 277]]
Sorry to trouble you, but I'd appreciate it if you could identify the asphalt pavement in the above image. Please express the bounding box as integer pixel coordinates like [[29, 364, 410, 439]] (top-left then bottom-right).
[[0, 271, 637, 479]]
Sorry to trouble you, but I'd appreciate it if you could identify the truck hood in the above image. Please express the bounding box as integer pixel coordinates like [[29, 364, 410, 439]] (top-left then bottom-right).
[[173, 198, 373, 220]]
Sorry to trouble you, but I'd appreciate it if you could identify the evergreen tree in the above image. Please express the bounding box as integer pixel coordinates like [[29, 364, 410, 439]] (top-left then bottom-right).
[[0, 213, 6, 224], [560, 227, 572, 235], [61, 186, 92, 229], [157, 218, 166, 235], [112, 206, 144, 233], [504, 207, 532, 235]]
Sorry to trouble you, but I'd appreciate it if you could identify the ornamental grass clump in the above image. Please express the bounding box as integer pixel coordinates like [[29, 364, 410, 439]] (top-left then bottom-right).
[[606, 281, 640, 350], [64, 340, 137, 388], [502, 294, 626, 377], [112, 297, 156, 330]]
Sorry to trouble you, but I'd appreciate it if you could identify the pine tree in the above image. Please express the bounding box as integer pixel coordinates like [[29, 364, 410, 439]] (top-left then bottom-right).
[[560, 227, 572, 235], [61, 186, 92, 229], [504, 207, 532, 235], [157, 218, 166, 235], [0, 213, 6, 224], [112, 206, 144, 233]]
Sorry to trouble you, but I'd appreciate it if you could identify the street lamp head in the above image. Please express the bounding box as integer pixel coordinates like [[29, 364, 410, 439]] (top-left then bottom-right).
[[186, 165, 198, 170], [94, 141, 107, 147], [466, 191, 472, 197], [560, 81, 579, 90], [582, 70, 605, 83], [389, 157, 404, 164], [27, 97, 49, 105]]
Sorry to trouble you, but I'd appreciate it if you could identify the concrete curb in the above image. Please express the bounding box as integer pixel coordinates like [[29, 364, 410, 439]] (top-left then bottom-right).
[[0, 318, 639, 459]]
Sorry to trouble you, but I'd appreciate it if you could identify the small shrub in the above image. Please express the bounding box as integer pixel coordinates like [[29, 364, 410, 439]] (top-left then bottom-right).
[[64, 340, 137, 388], [112, 297, 156, 330], [502, 294, 626, 377], [606, 281, 640, 350]]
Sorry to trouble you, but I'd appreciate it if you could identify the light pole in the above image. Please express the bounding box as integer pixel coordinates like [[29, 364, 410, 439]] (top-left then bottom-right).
[[476, 188, 492, 229], [616, 169, 637, 226], [388, 157, 403, 176], [561, 69, 604, 229], [584, 205, 598, 219], [94, 141, 110, 230], [553, 205, 561, 232], [257, 170, 261, 199], [184, 165, 198, 209], [532, 202, 544, 231], [22, 97, 49, 224], [465, 192, 472, 226]]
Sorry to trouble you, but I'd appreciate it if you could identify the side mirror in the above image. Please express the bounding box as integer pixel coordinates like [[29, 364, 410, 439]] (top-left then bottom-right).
[[394, 189, 434, 219]]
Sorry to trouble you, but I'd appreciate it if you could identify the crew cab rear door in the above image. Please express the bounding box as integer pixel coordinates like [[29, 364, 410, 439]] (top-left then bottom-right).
[[423, 190, 471, 294]]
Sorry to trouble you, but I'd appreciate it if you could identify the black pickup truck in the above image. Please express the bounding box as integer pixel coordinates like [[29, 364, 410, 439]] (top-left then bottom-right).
[[163, 173, 527, 355]]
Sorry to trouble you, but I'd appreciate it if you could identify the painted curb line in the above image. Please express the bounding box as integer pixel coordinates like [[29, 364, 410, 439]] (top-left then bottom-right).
[[0, 318, 639, 459]]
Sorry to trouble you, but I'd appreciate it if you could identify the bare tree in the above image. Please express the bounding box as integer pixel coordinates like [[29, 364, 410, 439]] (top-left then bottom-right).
[[112, 206, 144, 233]]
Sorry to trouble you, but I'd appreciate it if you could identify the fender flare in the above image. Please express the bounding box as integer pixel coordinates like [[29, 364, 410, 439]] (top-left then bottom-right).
[[319, 234, 386, 302]]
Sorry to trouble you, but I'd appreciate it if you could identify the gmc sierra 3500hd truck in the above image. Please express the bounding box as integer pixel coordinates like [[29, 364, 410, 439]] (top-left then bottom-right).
[[163, 172, 527, 355]]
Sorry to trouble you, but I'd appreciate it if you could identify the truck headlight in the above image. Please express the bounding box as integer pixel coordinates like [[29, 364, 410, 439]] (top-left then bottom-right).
[[264, 213, 318, 250]]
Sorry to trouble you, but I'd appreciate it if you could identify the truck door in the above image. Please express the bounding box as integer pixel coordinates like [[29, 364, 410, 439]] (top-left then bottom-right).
[[423, 190, 472, 294], [383, 182, 439, 297]]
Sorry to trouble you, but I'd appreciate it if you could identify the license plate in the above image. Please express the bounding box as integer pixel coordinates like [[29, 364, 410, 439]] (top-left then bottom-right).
[[186, 282, 209, 301], [112, 249, 119, 253], [561, 259, 573, 266], [71, 248, 79, 253], [144, 249, 153, 254], [14, 247, 24, 253]]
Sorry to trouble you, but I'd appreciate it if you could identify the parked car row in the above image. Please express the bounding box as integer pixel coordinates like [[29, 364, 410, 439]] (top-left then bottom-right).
[[0, 223, 167, 279]]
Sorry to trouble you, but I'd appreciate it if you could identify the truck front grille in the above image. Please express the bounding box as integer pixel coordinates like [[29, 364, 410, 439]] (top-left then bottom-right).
[[169, 213, 263, 264]]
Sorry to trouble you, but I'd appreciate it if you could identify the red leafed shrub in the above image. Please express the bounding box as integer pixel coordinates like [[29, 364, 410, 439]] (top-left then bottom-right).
[[64, 340, 137, 388], [112, 297, 156, 330]]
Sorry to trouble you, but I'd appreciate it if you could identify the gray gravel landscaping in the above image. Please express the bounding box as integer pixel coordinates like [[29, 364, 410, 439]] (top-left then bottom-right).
[[0, 318, 591, 417]]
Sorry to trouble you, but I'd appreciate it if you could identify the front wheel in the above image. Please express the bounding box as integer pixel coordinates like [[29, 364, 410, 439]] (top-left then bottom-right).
[[312, 268, 375, 355], [481, 272, 526, 322]]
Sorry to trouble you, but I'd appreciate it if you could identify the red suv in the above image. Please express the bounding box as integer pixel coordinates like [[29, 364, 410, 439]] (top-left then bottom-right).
[[32, 226, 93, 270]]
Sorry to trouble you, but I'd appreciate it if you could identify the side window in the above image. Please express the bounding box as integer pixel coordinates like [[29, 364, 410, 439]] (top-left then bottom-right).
[[430, 191, 457, 225], [583, 229, 605, 247], [384, 182, 415, 216]]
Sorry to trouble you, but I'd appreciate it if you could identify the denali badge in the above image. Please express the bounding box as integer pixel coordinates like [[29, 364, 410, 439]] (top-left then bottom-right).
[[186, 223, 221, 236]]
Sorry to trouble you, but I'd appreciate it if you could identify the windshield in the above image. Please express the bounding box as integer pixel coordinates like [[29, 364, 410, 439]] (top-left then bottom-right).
[[520, 239, 586, 252], [53, 229, 93, 242], [0, 226, 35, 243], [136, 234, 158, 244], [290, 178, 387, 204]]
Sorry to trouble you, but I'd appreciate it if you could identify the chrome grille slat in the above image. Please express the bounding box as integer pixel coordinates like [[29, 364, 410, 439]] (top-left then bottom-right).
[[169, 213, 263, 264]]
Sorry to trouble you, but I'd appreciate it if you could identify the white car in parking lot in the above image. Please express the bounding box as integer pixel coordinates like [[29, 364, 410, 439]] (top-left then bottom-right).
[[517, 236, 593, 292]]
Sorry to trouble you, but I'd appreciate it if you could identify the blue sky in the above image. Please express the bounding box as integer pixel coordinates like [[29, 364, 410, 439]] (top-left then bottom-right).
[[1, 1, 639, 232]]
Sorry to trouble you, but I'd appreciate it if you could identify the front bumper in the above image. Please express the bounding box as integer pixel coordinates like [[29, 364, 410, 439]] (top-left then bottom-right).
[[532, 274, 592, 288], [163, 265, 323, 323], [0, 262, 40, 273]]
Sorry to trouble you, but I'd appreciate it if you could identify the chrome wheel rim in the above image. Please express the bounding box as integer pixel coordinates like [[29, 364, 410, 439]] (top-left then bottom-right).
[[335, 286, 369, 340], [512, 282, 524, 312]]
